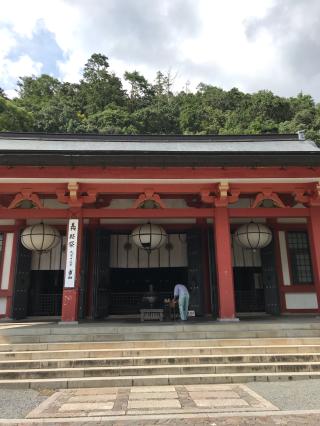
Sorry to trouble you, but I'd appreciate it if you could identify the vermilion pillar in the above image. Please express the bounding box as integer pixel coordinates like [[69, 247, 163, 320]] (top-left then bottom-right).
[[61, 216, 83, 322], [308, 206, 320, 311], [214, 207, 237, 320]]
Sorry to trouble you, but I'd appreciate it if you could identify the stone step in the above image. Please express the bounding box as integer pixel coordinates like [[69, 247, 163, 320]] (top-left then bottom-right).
[[2, 336, 320, 352], [1, 344, 320, 360], [1, 361, 320, 380], [0, 353, 320, 369], [1, 371, 320, 389], [2, 328, 320, 344]]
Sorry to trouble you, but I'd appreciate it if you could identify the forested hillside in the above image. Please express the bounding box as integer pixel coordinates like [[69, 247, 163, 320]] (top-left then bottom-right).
[[1, 53, 320, 141]]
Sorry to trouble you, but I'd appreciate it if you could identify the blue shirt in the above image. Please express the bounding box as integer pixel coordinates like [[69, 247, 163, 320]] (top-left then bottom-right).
[[174, 284, 189, 298]]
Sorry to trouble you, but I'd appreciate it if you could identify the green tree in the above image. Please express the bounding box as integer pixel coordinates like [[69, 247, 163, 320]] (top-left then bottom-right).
[[15, 74, 61, 111], [0, 88, 8, 99], [84, 105, 136, 134], [80, 53, 125, 115], [2, 53, 320, 139], [124, 71, 154, 112], [0, 97, 34, 131]]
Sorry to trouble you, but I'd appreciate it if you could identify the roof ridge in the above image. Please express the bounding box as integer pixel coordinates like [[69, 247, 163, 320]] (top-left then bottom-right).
[[0, 132, 299, 142]]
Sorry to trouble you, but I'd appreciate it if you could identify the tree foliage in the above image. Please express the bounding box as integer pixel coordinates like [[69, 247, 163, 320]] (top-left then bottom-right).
[[1, 53, 320, 143]]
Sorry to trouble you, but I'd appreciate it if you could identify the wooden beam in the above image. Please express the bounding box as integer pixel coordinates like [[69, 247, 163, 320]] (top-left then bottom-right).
[[229, 208, 309, 218], [0, 165, 319, 180], [0, 207, 309, 219], [0, 182, 315, 196]]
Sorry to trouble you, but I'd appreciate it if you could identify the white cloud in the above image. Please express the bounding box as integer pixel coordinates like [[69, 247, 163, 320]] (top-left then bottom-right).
[[0, 55, 42, 95], [1, 0, 320, 99]]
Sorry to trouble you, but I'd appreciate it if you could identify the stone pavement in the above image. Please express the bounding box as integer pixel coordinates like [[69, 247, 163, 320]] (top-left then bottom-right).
[[2, 383, 320, 425], [2, 411, 320, 425], [25, 384, 278, 419]]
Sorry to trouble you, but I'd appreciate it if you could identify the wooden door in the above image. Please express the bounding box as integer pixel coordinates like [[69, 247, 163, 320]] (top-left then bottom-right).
[[78, 228, 89, 320], [207, 228, 218, 318], [187, 230, 204, 316], [92, 229, 111, 319], [12, 239, 32, 319], [261, 237, 280, 315]]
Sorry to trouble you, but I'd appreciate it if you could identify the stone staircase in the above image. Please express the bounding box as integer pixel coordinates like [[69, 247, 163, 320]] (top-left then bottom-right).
[[0, 319, 320, 389]]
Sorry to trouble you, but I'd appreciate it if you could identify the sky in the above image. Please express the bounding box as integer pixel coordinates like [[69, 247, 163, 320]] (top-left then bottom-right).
[[1, 0, 320, 100]]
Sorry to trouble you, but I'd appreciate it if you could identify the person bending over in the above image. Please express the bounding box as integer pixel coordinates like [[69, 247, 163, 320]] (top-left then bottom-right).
[[173, 283, 190, 321]]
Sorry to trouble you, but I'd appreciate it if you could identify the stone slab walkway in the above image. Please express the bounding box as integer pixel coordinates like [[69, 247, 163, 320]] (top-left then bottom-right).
[[26, 384, 278, 419], [2, 411, 320, 425]]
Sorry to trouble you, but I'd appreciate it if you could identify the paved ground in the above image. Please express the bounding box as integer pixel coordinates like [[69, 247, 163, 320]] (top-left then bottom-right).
[[25, 384, 278, 419], [248, 379, 320, 410], [1, 381, 320, 424], [2, 412, 320, 425], [0, 388, 48, 419]]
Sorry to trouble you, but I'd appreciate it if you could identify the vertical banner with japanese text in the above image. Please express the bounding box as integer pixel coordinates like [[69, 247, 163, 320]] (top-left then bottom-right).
[[64, 219, 79, 288]]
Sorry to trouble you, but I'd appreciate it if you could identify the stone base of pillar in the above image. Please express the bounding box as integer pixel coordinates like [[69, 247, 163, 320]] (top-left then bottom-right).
[[58, 321, 79, 325], [217, 317, 240, 322]]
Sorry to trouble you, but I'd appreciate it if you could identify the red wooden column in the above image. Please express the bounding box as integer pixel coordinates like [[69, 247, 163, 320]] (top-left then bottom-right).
[[214, 207, 237, 320], [61, 215, 83, 322], [308, 206, 320, 311]]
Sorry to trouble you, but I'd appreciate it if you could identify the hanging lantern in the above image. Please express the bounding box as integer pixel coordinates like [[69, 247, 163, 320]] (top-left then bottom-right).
[[21, 223, 61, 252], [234, 222, 272, 250], [131, 223, 167, 251]]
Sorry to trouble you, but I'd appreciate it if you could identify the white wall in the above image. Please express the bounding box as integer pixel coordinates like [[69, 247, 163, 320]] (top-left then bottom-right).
[[110, 233, 188, 268], [278, 231, 291, 285], [108, 198, 189, 209], [0, 297, 6, 315], [0, 233, 14, 290], [277, 218, 307, 223], [285, 293, 318, 309]]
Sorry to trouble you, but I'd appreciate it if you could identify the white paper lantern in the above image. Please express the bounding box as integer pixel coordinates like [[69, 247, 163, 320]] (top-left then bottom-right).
[[234, 222, 272, 250], [21, 223, 61, 252], [131, 223, 167, 251]]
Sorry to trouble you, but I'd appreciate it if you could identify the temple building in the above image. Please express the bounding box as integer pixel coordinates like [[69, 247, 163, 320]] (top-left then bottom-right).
[[0, 131, 319, 322]]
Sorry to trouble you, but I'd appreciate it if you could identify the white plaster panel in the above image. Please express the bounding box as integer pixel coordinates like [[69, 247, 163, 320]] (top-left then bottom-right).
[[0, 220, 14, 225], [0, 297, 6, 315], [42, 199, 69, 209], [278, 231, 291, 286], [285, 293, 318, 309], [277, 218, 307, 223], [164, 199, 188, 208], [108, 199, 133, 208], [108, 198, 189, 209], [229, 198, 253, 208], [1, 233, 14, 290]]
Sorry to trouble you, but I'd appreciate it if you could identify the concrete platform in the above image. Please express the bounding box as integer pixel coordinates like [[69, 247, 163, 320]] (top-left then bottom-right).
[[0, 315, 320, 344]]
